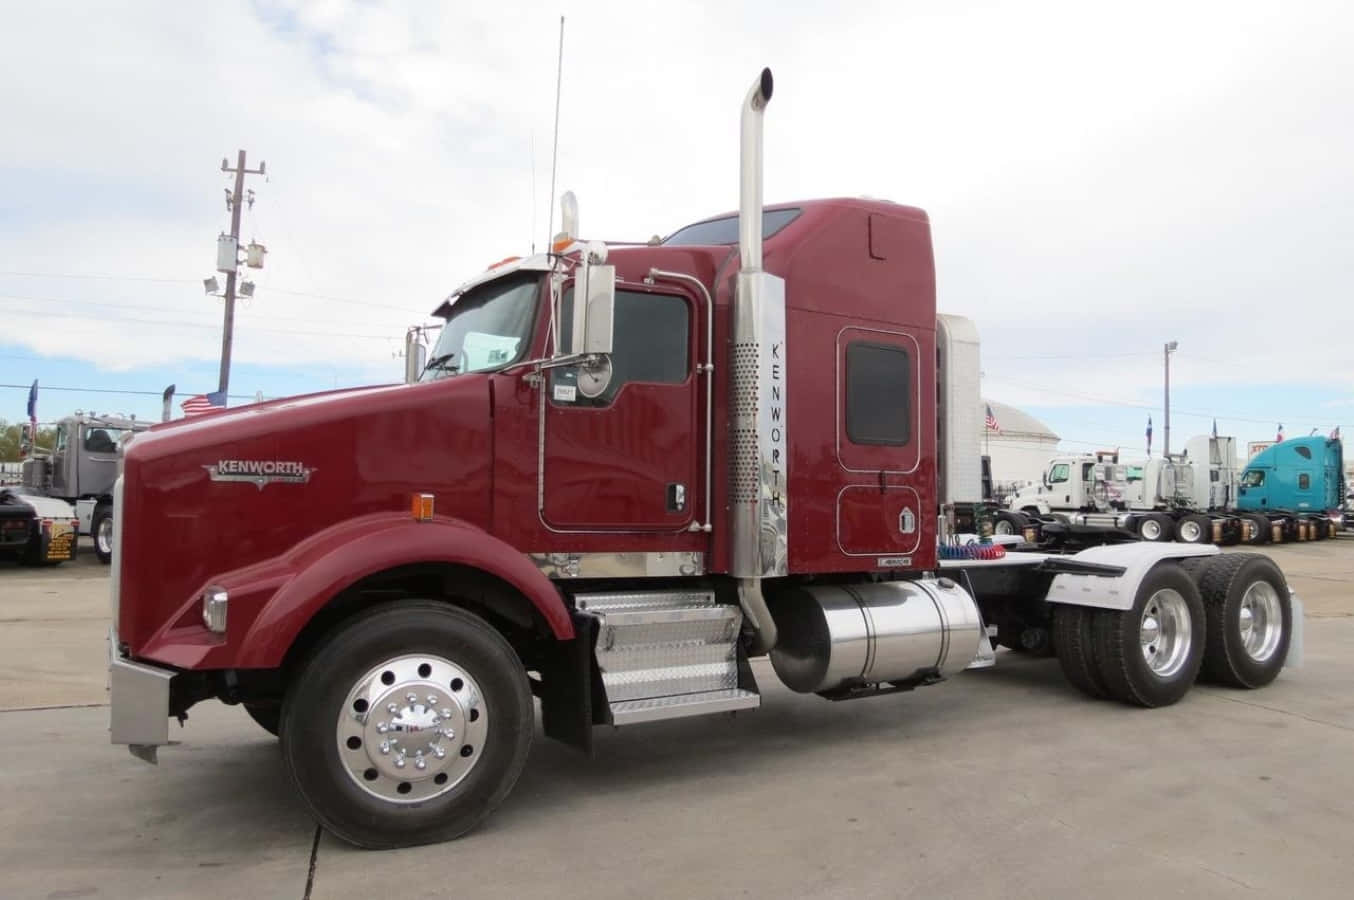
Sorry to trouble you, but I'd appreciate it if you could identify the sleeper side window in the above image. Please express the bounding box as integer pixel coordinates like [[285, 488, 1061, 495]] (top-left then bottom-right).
[[845, 342, 911, 446]]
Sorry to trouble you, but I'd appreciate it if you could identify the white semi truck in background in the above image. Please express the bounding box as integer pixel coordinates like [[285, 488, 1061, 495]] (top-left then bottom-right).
[[1001, 435, 1343, 545]]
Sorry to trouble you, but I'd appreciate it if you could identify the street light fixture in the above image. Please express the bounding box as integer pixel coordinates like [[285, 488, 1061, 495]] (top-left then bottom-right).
[[1164, 341, 1179, 457]]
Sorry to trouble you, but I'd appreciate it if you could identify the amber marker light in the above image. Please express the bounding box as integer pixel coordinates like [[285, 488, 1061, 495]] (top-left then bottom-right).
[[412, 493, 435, 522]]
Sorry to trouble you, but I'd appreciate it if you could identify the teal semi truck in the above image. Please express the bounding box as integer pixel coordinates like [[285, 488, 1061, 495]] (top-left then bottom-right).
[[1235, 436, 1346, 540]]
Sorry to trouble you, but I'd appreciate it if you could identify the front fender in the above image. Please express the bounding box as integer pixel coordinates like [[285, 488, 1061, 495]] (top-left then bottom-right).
[[138, 513, 572, 670]]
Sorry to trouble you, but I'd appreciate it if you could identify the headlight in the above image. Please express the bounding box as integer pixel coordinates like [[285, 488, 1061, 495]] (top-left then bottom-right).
[[202, 587, 228, 633]]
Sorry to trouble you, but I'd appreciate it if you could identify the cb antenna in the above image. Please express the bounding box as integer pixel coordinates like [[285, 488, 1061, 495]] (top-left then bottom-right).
[[545, 15, 564, 256]]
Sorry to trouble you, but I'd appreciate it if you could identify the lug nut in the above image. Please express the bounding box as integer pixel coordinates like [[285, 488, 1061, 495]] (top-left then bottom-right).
[[441, 708, 452, 719], [407, 693, 418, 704], [427, 695, 438, 706], [433, 746, 446, 759], [442, 728, 455, 739], [415, 758, 426, 770], [387, 703, 398, 714], [379, 741, 390, 755], [376, 722, 388, 734], [394, 756, 406, 769]]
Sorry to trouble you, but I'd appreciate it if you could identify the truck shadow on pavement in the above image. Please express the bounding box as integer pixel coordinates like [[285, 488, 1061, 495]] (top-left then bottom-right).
[[158, 656, 1081, 851]]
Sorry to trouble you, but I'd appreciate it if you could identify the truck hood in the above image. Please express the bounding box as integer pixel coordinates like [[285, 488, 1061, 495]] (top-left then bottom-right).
[[117, 375, 496, 657]]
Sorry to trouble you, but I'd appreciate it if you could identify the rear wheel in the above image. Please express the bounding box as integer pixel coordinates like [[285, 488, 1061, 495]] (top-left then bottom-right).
[[1054, 605, 1108, 699], [1176, 514, 1212, 545], [1240, 513, 1270, 544], [280, 601, 533, 849], [993, 511, 1024, 536], [1092, 563, 1205, 707], [1136, 513, 1174, 542], [92, 503, 113, 564], [1193, 553, 1291, 688]]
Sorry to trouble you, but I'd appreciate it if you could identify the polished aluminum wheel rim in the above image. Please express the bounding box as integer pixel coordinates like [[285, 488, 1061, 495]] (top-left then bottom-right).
[[336, 654, 488, 804], [1239, 581, 1283, 663], [994, 518, 1015, 535], [1140, 589, 1191, 677], [1179, 520, 1201, 543], [1141, 519, 1162, 541], [96, 516, 113, 555]]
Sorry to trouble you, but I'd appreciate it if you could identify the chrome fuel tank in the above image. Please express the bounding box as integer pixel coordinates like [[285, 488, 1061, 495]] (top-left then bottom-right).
[[769, 579, 985, 694]]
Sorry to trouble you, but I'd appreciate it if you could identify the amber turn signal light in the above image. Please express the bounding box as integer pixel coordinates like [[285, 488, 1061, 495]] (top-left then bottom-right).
[[412, 493, 435, 522]]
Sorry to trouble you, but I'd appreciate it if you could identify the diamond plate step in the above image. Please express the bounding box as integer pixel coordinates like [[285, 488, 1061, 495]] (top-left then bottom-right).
[[574, 590, 759, 724], [609, 688, 761, 725]]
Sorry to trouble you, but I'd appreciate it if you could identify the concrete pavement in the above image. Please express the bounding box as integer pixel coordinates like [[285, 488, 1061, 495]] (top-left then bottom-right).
[[1, 539, 1351, 899]]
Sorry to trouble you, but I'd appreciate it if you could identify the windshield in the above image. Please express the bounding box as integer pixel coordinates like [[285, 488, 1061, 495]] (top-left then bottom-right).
[[421, 274, 540, 381], [83, 427, 127, 453]]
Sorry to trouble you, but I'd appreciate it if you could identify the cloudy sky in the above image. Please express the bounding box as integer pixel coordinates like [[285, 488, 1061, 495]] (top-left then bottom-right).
[[2, 0, 1350, 462]]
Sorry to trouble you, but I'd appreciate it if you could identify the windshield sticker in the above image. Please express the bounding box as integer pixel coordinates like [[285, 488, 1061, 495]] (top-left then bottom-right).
[[205, 460, 315, 489], [462, 331, 521, 372]]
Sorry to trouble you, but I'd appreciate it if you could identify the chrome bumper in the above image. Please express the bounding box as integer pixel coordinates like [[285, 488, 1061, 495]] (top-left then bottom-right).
[[108, 628, 174, 763]]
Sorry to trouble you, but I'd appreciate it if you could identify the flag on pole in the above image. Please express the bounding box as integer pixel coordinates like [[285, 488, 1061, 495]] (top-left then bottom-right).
[[1332, 426, 1342, 441], [985, 403, 1001, 434], [1211, 418, 1218, 439], [26, 379, 38, 431], [181, 390, 227, 417], [1309, 428, 1318, 437], [1276, 423, 1284, 442], [1146, 416, 1153, 457]]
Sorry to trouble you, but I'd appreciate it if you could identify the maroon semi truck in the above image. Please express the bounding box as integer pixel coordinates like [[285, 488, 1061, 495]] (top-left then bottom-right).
[[110, 70, 1300, 848]]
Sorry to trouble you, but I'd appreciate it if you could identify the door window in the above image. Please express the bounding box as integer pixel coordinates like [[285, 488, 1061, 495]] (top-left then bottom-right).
[[553, 287, 689, 406]]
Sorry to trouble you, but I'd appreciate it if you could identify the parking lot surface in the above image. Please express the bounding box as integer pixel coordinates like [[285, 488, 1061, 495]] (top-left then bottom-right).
[[2, 539, 1352, 899]]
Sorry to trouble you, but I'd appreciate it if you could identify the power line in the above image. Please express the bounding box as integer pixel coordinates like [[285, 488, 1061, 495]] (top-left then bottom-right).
[[1, 383, 263, 401], [0, 300, 395, 341], [984, 375, 1337, 427], [0, 270, 428, 315], [0, 293, 389, 329]]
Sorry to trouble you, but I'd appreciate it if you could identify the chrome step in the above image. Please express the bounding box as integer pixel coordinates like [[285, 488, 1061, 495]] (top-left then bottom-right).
[[610, 688, 761, 725], [574, 590, 761, 724]]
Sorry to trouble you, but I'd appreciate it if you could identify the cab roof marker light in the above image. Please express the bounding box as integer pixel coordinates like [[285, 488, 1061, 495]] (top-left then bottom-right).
[[412, 493, 435, 522]]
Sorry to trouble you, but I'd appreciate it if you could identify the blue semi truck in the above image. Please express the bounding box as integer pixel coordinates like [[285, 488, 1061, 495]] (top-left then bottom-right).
[[1235, 436, 1347, 541]]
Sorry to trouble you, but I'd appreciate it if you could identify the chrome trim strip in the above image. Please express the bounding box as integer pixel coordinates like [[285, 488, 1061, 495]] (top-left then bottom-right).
[[529, 551, 705, 579]]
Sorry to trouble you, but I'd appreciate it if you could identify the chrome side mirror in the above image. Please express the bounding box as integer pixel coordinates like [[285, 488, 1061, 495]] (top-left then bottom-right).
[[404, 327, 427, 384], [565, 252, 615, 357]]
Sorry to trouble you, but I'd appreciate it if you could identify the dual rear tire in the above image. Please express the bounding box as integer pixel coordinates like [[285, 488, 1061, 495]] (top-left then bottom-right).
[[1055, 554, 1290, 706]]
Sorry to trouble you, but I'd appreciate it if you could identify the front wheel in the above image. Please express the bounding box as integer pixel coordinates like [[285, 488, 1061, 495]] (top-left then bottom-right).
[[281, 601, 534, 849], [1092, 563, 1205, 707], [92, 504, 114, 564], [993, 511, 1024, 536]]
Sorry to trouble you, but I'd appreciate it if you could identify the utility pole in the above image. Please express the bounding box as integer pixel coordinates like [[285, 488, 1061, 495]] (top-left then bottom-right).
[[218, 150, 266, 395], [1163, 340, 1178, 457]]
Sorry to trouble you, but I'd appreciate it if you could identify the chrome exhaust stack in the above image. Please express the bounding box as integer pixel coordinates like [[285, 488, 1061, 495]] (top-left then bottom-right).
[[731, 67, 785, 653]]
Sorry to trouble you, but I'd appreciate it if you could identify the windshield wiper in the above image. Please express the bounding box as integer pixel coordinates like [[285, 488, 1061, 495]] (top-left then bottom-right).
[[422, 352, 459, 374]]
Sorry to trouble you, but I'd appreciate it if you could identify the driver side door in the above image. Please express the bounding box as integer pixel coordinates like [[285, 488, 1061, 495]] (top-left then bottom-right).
[[540, 286, 698, 531]]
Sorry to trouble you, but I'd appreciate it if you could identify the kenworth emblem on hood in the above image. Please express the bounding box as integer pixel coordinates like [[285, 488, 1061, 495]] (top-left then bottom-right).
[[204, 459, 315, 489]]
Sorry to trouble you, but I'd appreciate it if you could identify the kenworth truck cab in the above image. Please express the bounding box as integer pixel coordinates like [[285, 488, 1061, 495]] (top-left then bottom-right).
[[110, 70, 1301, 849]]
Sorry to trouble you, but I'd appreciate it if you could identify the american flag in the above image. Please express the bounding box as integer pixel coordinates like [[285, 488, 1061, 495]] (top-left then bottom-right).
[[985, 404, 1000, 433], [1332, 426, 1342, 441], [181, 390, 227, 417], [1276, 423, 1284, 442]]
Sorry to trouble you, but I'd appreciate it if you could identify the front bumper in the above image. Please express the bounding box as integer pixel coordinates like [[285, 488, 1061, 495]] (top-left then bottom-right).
[[108, 628, 175, 763]]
